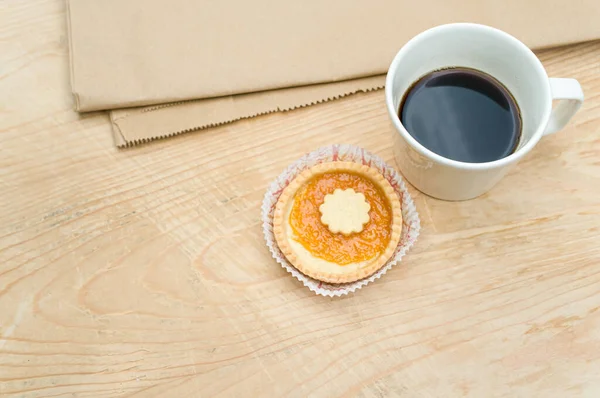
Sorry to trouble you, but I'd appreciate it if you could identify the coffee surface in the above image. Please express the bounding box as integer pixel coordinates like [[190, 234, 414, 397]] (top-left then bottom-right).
[[399, 67, 521, 163]]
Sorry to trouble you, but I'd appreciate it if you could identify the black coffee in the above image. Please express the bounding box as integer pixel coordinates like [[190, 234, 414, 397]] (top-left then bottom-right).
[[399, 67, 521, 163]]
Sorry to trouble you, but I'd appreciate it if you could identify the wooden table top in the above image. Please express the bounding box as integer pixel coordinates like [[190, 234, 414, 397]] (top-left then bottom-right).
[[2, 2, 600, 397]]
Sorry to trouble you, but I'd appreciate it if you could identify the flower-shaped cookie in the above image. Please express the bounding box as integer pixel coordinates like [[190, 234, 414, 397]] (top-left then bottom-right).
[[319, 188, 371, 235]]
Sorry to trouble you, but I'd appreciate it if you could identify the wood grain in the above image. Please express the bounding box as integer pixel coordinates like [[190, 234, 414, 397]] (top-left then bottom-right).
[[2, 1, 600, 397]]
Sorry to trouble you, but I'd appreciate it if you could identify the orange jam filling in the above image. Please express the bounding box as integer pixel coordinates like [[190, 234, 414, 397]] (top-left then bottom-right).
[[289, 171, 393, 265]]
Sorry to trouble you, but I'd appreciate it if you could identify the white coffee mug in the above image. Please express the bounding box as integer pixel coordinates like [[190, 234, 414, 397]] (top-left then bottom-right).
[[385, 23, 584, 201]]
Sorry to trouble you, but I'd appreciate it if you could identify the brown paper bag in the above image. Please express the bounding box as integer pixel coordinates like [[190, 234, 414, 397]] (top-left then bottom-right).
[[67, 0, 600, 146], [110, 76, 386, 146]]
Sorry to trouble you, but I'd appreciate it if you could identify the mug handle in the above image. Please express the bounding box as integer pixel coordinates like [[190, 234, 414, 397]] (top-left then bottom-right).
[[543, 78, 584, 135]]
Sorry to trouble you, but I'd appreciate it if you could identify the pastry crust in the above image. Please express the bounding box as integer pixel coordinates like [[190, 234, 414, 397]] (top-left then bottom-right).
[[273, 161, 402, 283]]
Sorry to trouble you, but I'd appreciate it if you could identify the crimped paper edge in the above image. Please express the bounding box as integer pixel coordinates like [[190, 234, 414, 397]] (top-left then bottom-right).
[[110, 83, 385, 148]]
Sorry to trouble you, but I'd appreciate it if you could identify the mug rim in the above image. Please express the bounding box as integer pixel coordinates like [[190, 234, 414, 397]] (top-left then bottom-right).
[[385, 22, 553, 171]]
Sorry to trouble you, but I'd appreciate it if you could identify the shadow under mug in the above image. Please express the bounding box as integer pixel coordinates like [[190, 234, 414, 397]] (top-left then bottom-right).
[[385, 23, 584, 201]]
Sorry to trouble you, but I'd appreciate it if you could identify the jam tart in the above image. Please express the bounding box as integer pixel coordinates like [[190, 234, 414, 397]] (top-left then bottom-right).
[[273, 161, 402, 283]]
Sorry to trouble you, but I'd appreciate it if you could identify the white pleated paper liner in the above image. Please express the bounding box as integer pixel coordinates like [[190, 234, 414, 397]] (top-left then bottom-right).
[[262, 144, 420, 297]]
